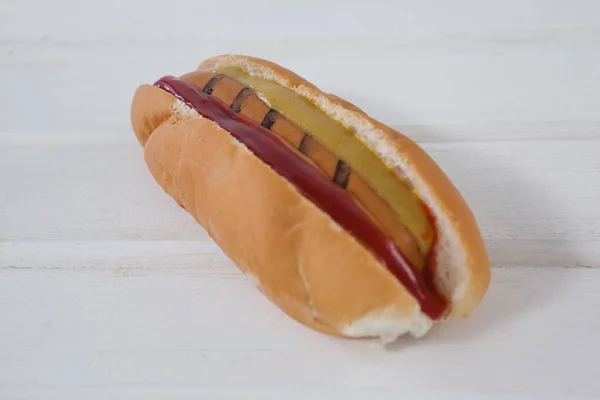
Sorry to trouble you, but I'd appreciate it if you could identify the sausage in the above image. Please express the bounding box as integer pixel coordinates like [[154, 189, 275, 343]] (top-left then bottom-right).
[[181, 71, 424, 270]]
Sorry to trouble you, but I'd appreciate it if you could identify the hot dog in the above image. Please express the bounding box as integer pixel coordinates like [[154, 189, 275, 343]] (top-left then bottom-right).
[[131, 54, 491, 341]]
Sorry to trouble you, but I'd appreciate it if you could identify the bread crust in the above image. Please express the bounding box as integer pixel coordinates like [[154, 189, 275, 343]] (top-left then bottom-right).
[[130, 55, 491, 339], [135, 89, 424, 336], [199, 55, 491, 320]]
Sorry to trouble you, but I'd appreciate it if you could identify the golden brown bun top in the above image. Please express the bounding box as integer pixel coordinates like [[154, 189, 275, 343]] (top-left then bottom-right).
[[198, 54, 491, 319]]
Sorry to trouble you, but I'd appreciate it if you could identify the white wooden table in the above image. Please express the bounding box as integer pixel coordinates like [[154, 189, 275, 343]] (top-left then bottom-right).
[[2, 1, 599, 399]]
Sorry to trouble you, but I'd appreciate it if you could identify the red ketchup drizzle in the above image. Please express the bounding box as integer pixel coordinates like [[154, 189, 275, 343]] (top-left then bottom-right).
[[154, 76, 447, 320]]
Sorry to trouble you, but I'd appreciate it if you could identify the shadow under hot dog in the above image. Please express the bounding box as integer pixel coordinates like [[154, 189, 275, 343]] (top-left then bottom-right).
[[373, 127, 574, 347]]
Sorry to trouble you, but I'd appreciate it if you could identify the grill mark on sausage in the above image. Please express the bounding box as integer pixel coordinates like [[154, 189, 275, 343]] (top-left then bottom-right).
[[269, 113, 305, 148], [261, 109, 279, 129], [333, 160, 351, 189], [298, 134, 312, 155], [238, 94, 271, 124], [210, 76, 246, 106], [202, 75, 223, 95], [297, 135, 338, 177], [230, 88, 253, 113]]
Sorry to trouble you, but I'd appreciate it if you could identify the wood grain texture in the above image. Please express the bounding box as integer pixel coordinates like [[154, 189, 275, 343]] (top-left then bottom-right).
[[2, 0, 600, 398], [3, 0, 600, 43], [1, 1, 599, 142], [0, 267, 599, 399], [2, 39, 599, 141], [1, 135, 598, 268]]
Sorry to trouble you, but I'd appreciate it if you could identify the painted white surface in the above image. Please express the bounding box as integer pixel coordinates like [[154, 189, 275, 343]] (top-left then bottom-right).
[[1, 1, 599, 399]]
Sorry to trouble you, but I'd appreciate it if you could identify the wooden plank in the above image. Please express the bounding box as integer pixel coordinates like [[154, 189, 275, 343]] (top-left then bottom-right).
[[3, 0, 600, 43], [1, 137, 598, 268], [0, 267, 598, 398], [1, 25, 599, 142]]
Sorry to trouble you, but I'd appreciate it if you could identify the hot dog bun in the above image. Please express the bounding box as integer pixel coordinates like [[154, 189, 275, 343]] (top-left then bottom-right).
[[131, 55, 491, 342]]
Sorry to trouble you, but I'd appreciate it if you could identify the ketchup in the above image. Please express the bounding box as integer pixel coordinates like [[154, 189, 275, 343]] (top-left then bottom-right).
[[154, 76, 447, 320]]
